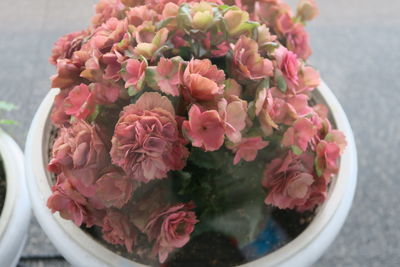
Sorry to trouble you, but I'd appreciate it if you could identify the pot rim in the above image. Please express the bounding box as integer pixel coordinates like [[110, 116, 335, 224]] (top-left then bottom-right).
[[25, 81, 357, 267]]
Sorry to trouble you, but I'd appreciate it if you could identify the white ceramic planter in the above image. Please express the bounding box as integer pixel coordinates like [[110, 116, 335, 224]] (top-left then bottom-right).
[[0, 130, 31, 267], [25, 82, 357, 267]]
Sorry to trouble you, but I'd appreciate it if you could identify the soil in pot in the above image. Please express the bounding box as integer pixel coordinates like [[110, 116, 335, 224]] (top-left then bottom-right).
[[0, 158, 5, 215]]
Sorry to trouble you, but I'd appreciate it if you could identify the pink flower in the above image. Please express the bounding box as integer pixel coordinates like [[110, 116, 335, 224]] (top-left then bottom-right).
[[110, 92, 188, 182], [286, 24, 312, 60], [102, 210, 137, 253], [315, 138, 344, 177], [298, 65, 320, 93], [94, 170, 136, 209], [255, 88, 283, 135], [51, 89, 71, 126], [121, 58, 147, 89], [102, 52, 122, 81], [183, 105, 225, 151], [218, 97, 248, 143], [134, 23, 169, 58], [47, 177, 88, 226], [144, 202, 198, 263], [233, 36, 273, 80], [91, 82, 120, 105], [182, 59, 225, 101], [92, 0, 126, 27], [276, 13, 311, 60], [282, 117, 316, 152], [126, 5, 159, 27], [202, 32, 230, 57], [228, 137, 269, 165], [49, 31, 87, 65], [155, 57, 181, 96], [255, 88, 313, 135], [90, 17, 128, 51], [254, 0, 290, 27], [171, 30, 189, 48], [296, 0, 319, 22], [275, 46, 299, 89], [64, 84, 96, 120], [51, 59, 82, 89], [224, 79, 242, 98], [262, 151, 317, 210], [202, 32, 230, 58], [48, 120, 110, 186]]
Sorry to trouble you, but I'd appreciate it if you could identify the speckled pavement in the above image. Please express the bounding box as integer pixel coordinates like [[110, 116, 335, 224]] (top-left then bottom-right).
[[0, 0, 399, 266]]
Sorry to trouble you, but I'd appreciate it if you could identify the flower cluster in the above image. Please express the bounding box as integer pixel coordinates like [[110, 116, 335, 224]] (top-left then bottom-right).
[[47, 0, 345, 264]]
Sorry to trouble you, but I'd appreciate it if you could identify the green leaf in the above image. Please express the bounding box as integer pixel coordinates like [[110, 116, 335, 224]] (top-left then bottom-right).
[[0, 119, 17, 125], [257, 78, 270, 91], [178, 46, 192, 60], [156, 17, 174, 29], [0, 101, 17, 111], [263, 42, 279, 54], [188, 147, 229, 169], [176, 171, 192, 195], [127, 86, 138, 96], [177, 4, 192, 29], [315, 156, 323, 177], [87, 105, 101, 122], [276, 75, 287, 93], [291, 145, 303, 155]]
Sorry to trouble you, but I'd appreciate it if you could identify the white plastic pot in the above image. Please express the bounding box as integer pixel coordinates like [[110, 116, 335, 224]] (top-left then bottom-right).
[[25, 82, 357, 267], [0, 129, 31, 267]]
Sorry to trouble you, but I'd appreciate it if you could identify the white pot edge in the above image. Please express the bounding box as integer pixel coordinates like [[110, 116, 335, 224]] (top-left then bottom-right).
[[25, 82, 357, 267], [0, 130, 32, 267]]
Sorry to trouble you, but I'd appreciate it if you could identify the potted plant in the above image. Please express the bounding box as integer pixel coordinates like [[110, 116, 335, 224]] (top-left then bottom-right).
[[0, 102, 31, 267], [25, 0, 357, 266]]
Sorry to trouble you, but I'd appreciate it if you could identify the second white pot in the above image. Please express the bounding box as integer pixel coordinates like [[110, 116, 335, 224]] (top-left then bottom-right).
[[0, 130, 31, 267]]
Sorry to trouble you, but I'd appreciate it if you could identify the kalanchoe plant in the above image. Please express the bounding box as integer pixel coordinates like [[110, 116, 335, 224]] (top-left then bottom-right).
[[47, 0, 346, 264]]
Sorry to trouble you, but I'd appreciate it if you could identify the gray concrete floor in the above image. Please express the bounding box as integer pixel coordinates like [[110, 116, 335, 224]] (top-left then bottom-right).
[[0, 0, 399, 266]]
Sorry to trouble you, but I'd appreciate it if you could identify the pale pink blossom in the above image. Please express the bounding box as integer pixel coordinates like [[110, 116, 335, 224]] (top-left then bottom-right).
[[94, 170, 136, 208], [110, 92, 188, 182], [218, 97, 248, 143], [90, 17, 128, 51], [296, 0, 319, 22], [91, 82, 120, 105], [51, 59, 82, 89], [102, 210, 137, 252], [102, 52, 122, 81], [155, 57, 180, 96], [262, 151, 317, 210], [48, 120, 110, 187], [282, 117, 316, 152], [183, 105, 225, 151], [298, 65, 320, 93], [233, 36, 273, 80], [51, 89, 71, 126], [126, 5, 159, 27], [134, 23, 169, 58], [145, 202, 198, 263], [228, 137, 269, 165], [64, 84, 96, 120], [121, 58, 147, 89], [92, 0, 126, 27], [182, 59, 225, 101], [50, 31, 87, 65], [315, 131, 346, 177], [275, 46, 299, 89], [47, 177, 88, 226]]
